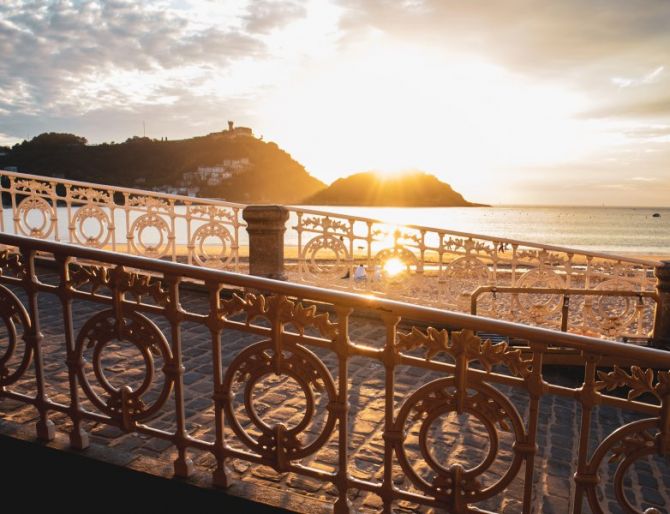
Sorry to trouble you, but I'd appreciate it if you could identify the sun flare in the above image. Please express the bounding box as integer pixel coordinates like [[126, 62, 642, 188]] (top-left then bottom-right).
[[259, 37, 595, 203], [383, 257, 406, 277]]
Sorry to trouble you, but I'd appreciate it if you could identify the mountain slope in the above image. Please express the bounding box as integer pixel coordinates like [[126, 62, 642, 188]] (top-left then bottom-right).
[[0, 131, 326, 204]]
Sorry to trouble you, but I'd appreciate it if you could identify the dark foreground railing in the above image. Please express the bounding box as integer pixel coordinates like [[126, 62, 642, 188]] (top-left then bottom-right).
[[0, 233, 668, 513]]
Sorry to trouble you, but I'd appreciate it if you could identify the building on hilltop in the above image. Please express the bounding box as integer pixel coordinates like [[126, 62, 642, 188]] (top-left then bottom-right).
[[224, 121, 253, 138], [206, 121, 254, 140], [181, 158, 251, 187]]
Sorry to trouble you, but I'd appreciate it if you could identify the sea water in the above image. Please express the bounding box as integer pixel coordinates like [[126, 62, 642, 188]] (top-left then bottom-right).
[[5, 205, 669, 258], [301, 205, 670, 258]]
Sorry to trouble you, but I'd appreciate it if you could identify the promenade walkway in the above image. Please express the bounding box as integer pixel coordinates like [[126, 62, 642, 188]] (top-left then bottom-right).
[[1, 268, 668, 513]]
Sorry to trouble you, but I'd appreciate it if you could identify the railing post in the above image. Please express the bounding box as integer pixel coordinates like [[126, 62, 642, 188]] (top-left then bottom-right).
[[242, 205, 289, 280], [653, 261, 670, 349]]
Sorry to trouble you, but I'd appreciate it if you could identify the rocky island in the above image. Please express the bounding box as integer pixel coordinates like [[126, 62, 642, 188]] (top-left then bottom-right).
[[303, 170, 482, 207]]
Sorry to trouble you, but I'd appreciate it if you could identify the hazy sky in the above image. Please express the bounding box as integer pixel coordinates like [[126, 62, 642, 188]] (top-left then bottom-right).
[[1, 0, 669, 206]]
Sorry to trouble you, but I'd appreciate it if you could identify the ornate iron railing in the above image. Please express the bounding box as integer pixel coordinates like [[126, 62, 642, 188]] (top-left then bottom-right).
[[289, 207, 660, 338], [0, 169, 661, 340], [0, 170, 245, 270], [0, 233, 668, 513]]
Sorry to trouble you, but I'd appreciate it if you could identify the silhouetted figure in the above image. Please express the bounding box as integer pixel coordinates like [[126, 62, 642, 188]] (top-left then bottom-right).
[[354, 264, 367, 282]]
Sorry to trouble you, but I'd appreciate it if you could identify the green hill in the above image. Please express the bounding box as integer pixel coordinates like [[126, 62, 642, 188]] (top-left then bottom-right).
[[303, 171, 481, 207], [0, 131, 326, 204]]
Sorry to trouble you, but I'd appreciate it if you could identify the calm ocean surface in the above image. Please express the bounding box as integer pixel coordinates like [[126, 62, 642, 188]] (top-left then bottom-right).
[[6, 205, 670, 258], [303, 205, 670, 258]]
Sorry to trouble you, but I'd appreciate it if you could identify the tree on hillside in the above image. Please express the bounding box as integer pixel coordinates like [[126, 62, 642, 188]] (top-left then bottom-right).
[[28, 132, 88, 146]]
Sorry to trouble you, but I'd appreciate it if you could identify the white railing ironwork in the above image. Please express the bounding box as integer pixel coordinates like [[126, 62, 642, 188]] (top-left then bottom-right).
[[289, 206, 660, 339], [0, 170, 245, 271]]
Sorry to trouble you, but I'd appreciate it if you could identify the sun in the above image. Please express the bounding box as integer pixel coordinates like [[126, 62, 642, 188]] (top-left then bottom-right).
[[383, 257, 406, 277], [259, 36, 590, 203]]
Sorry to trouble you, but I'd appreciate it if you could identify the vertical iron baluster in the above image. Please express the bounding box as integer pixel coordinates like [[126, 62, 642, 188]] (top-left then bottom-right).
[[165, 273, 194, 477], [333, 306, 352, 514], [57, 254, 89, 449], [168, 200, 177, 262], [522, 341, 546, 513], [185, 202, 193, 266], [573, 354, 600, 513], [22, 247, 55, 441], [380, 313, 400, 513], [209, 281, 228, 488]]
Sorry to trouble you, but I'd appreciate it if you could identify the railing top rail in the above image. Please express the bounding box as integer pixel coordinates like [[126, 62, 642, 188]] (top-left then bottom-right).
[[471, 285, 660, 299], [0, 169, 247, 209], [3, 231, 669, 366], [288, 204, 660, 267]]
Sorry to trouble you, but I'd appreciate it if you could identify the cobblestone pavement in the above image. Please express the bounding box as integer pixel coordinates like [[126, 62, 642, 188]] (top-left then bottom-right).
[[0, 271, 669, 514]]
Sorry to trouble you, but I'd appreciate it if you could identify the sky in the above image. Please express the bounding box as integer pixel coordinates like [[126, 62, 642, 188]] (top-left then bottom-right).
[[1, 0, 670, 206]]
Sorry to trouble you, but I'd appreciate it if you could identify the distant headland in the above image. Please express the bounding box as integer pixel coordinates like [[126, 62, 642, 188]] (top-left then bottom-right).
[[0, 128, 483, 207], [303, 171, 485, 207]]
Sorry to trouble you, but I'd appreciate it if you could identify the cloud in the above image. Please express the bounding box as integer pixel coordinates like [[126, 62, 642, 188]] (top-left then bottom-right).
[[0, 1, 265, 121], [612, 66, 664, 88], [622, 125, 670, 139], [583, 96, 670, 120], [334, 0, 670, 120], [243, 0, 308, 33], [337, 1, 670, 68]]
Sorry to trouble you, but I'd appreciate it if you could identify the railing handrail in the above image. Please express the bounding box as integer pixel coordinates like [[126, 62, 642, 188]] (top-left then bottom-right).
[[1, 169, 247, 209], [3, 231, 669, 366], [288, 204, 660, 266], [471, 285, 660, 301]]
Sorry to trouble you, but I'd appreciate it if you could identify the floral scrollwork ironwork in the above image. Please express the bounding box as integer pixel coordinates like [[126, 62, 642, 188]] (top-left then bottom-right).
[[218, 293, 338, 340], [68, 264, 170, 306], [595, 366, 670, 402], [397, 328, 532, 378], [0, 250, 26, 278], [69, 186, 113, 204], [299, 215, 351, 236]]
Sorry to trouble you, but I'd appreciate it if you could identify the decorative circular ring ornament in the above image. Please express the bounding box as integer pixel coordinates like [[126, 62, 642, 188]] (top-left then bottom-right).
[[17, 196, 55, 238], [191, 222, 234, 268], [516, 268, 565, 316], [584, 418, 661, 514], [301, 235, 350, 279], [393, 378, 526, 503], [129, 213, 172, 258], [443, 256, 491, 307], [221, 340, 337, 462], [74, 309, 173, 423], [72, 205, 112, 248], [587, 278, 638, 328], [0, 284, 32, 387]]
